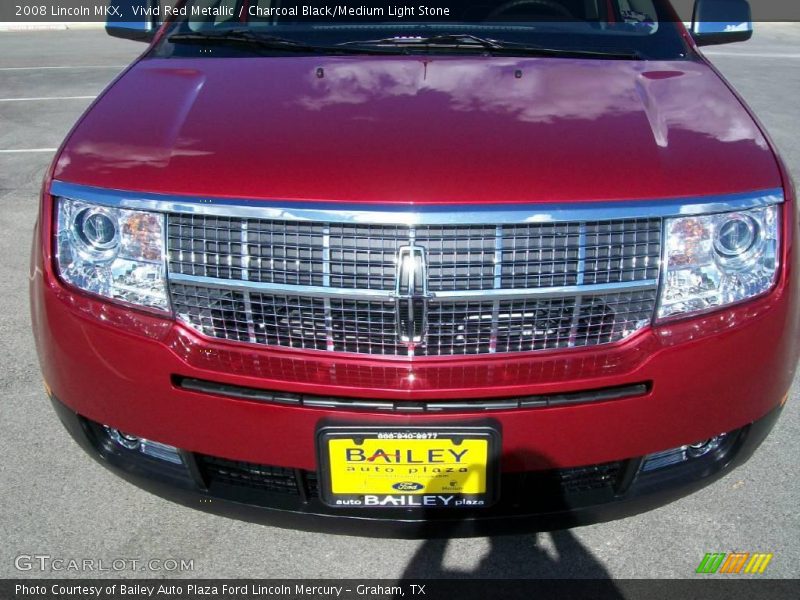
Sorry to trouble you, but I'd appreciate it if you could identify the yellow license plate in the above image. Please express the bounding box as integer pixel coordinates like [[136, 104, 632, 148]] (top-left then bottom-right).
[[317, 427, 499, 508]]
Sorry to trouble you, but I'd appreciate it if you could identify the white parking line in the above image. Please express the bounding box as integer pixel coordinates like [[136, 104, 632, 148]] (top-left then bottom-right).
[[0, 148, 57, 154], [0, 65, 126, 71], [704, 51, 800, 59], [0, 95, 97, 103]]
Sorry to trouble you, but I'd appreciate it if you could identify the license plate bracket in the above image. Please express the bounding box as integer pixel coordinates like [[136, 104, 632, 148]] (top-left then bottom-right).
[[316, 426, 500, 509]]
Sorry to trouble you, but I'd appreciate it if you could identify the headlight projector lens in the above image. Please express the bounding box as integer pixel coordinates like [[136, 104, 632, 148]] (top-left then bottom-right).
[[714, 215, 758, 258], [75, 208, 118, 251]]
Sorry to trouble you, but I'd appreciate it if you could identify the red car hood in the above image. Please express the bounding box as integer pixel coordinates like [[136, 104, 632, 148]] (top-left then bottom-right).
[[55, 55, 780, 205]]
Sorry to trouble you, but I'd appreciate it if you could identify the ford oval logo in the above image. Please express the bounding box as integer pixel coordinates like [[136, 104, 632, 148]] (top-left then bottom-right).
[[392, 482, 424, 492]]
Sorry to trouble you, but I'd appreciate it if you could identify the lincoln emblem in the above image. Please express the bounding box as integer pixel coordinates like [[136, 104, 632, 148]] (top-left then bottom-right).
[[395, 245, 429, 349]]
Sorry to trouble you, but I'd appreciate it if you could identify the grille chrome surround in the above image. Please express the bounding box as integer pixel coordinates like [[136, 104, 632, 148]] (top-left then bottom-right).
[[166, 213, 662, 357], [48, 181, 786, 359]]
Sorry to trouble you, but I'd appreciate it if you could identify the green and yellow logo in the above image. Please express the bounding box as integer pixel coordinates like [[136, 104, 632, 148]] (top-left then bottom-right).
[[696, 552, 773, 575]]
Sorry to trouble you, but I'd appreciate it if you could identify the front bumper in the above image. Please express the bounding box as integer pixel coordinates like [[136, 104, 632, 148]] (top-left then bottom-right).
[[31, 253, 799, 472], [52, 396, 783, 537]]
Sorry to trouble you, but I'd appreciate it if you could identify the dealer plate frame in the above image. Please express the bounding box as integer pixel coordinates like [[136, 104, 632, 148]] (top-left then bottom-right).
[[316, 425, 501, 509]]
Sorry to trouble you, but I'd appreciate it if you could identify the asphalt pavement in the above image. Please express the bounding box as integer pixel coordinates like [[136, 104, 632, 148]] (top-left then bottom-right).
[[0, 25, 798, 580]]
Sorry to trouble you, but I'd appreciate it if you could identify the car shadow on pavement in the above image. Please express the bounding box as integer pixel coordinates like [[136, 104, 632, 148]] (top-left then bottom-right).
[[395, 449, 623, 591], [399, 530, 621, 583]]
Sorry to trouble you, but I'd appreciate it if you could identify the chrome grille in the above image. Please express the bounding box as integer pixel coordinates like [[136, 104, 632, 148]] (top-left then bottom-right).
[[168, 216, 661, 291], [168, 215, 325, 285], [167, 213, 661, 357], [425, 291, 657, 356], [502, 220, 661, 288], [170, 284, 657, 357]]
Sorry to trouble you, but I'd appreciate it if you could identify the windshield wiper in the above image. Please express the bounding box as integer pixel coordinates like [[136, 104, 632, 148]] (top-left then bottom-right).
[[168, 30, 405, 55], [491, 42, 643, 60], [339, 33, 643, 60], [338, 33, 504, 51], [169, 30, 642, 60]]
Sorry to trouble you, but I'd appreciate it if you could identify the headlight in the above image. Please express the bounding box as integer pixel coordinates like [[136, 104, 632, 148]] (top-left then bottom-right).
[[657, 205, 780, 320], [56, 198, 169, 312]]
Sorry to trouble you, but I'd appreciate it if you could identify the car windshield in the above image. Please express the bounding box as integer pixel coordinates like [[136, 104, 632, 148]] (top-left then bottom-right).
[[155, 0, 688, 60]]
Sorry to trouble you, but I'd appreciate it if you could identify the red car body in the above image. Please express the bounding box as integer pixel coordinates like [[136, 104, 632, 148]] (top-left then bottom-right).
[[30, 3, 799, 535]]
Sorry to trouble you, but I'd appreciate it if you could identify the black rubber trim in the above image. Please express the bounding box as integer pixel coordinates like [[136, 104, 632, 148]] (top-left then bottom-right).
[[173, 376, 651, 413]]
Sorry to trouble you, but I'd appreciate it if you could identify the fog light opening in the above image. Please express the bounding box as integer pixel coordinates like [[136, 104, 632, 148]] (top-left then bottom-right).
[[105, 427, 141, 450], [103, 426, 183, 465], [687, 434, 727, 459], [642, 433, 729, 473]]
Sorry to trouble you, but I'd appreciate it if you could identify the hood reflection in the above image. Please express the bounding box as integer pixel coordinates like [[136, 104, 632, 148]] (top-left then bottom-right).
[[297, 58, 766, 147]]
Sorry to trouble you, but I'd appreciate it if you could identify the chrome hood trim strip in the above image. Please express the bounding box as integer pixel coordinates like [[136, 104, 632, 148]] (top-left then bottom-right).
[[50, 181, 785, 225]]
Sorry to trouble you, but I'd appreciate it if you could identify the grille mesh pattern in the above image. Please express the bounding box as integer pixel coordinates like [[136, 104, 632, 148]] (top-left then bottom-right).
[[418, 226, 498, 292], [584, 219, 661, 284], [501, 223, 582, 288], [168, 216, 661, 291], [171, 284, 656, 357], [329, 224, 406, 290]]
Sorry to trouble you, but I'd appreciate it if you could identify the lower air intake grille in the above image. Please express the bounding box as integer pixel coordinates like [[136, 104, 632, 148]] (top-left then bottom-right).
[[558, 463, 622, 493], [196, 455, 299, 495], [195, 455, 624, 499]]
